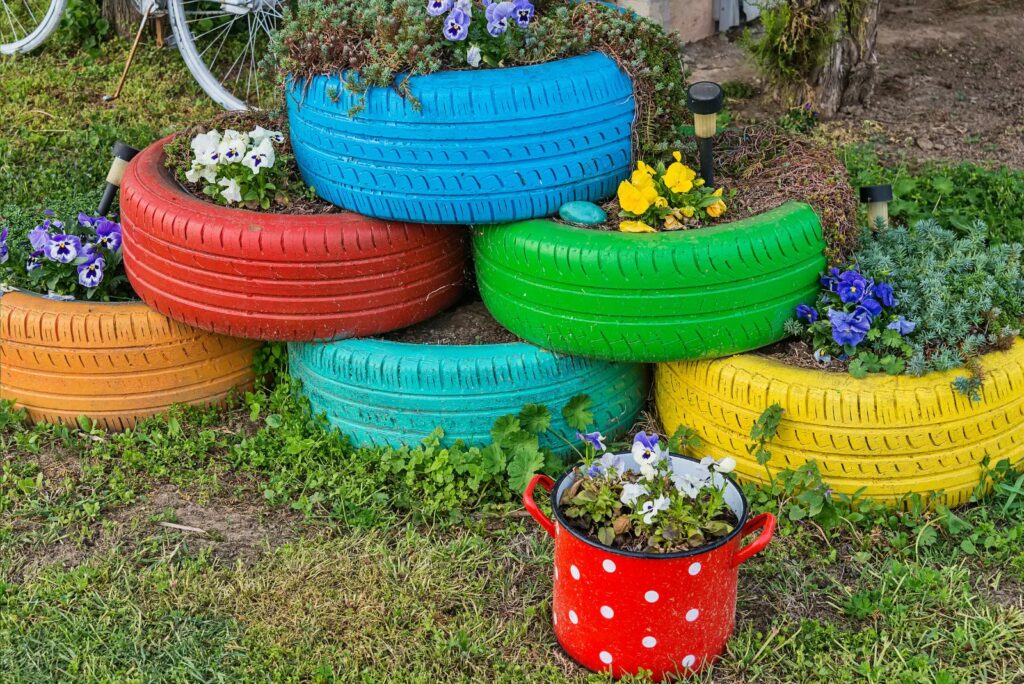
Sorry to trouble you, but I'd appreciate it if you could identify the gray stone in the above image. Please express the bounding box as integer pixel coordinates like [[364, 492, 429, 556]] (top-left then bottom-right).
[[559, 201, 607, 226]]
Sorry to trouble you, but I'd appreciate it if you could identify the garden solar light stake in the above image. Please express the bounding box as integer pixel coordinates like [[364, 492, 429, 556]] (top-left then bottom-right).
[[687, 81, 724, 188], [860, 184, 893, 229], [97, 142, 141, 217]]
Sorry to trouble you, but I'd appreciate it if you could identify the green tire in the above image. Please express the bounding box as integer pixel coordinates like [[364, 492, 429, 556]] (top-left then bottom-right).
[[472, 202, 826, 362]]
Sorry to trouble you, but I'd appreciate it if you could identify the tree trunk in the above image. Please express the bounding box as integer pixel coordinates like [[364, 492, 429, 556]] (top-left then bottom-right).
[[812, 0, 881, 117], [102, 0, 144, 39]]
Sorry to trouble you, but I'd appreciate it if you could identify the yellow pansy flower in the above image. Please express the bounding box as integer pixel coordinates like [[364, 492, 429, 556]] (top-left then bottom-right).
[[662, 162, 696, 194], [713, 187, 723, 196], [672, 151, 682, 162], [663, 214, 683, 230], [680, 206, 695, 218], [620, 220, 656, 233], [706, 200, 727, 218], [654, 196, 668, 208], [637, 160, 656, 177], [617, 179, 659, 215]]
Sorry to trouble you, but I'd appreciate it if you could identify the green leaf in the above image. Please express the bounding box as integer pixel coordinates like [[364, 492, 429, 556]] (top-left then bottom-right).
[[597, 527, 615, 547], [490, 415, 521, 447], [848, 358, 869, 379], [508, 449, 546, 493], [561, 395, 593, 432], [960, 538, 977, 555], [517, 404, 552, 435], [479, 443, 506, 476], [265, 413, 283, 429]]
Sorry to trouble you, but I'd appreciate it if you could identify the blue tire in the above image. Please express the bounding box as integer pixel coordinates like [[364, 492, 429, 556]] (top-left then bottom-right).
[[286, 53, 635, 225], [288, 339, 648, 454]]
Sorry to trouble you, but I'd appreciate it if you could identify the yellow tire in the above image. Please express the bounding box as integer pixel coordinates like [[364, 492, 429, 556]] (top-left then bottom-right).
[[0, 291, 259, 430], [655, 341, 1024, 507]]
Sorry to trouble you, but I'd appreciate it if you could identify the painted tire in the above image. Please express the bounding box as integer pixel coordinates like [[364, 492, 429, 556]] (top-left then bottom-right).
[[286, 53, 634, 224], [0, 291, 257, 430], [288, 339, 649, 453], [120, 137, 467, 342], [655, 341, 1024, 507], [473, 202, 826, 363]]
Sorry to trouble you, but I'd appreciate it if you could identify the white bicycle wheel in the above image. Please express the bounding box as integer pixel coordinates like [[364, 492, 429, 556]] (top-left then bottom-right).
[[167, 0, 282, 111], [0, 0, 65, 54]]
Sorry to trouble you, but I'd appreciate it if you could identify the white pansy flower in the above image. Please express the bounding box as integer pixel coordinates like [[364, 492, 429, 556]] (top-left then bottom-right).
[[186, 162, 219, 184], [640, 496, 671, 524], [217, 129, 249, 163], [467, 45, 482, 67], [620, 482, 648, 506], [672, 472, 707, 499], [717, 457, 737, 474], [191, 130, 222, 165], [242, 138, 276, 175], [218, 177, 242, 204], [248, 126, 284, 147]]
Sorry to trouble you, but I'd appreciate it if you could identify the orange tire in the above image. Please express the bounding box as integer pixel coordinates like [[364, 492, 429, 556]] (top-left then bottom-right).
[[0, 291, 258, 430]]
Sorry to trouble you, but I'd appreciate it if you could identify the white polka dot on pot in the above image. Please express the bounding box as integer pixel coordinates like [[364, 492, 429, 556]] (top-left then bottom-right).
[[644, 590, 660, 603], [570, 565, 581, 580], [688, 562, 702, 576], [681, 655, 696, 669], [642, 636, 657, 648], [686, 608, 700, 622], [600, 605, 614, 619], [602, 559, 616, 573], [569, 610, 579, 625], [599, 651, 613, 665]]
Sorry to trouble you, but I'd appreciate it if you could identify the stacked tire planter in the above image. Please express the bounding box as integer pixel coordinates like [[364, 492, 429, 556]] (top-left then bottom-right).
[[655, 341, 1024, 507], [0, 289, 258, 430], [289, 340, 648, 454]]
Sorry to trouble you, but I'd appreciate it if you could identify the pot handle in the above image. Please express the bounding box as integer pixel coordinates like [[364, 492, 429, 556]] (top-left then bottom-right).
[[523, 474, 556, 538], [733, 512, 776, 567]]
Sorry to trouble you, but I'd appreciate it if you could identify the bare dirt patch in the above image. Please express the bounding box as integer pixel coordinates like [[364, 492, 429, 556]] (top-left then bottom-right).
[[384, 299, 520, 345], [685, 0, 1024, 169]]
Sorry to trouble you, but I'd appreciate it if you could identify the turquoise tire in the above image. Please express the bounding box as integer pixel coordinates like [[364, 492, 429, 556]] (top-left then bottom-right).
[[289, 339, 649, 453]]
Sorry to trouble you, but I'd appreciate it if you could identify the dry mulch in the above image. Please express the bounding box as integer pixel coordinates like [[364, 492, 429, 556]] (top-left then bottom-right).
[[383, 300, 520, 346]]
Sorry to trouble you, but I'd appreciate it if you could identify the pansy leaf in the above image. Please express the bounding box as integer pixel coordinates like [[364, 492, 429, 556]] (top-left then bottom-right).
[[518, 403, 552, 435], [562, 394, 593, 432]]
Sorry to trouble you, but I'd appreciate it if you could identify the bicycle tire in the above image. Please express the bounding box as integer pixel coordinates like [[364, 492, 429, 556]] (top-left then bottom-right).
[[0, 0, 66, 54]]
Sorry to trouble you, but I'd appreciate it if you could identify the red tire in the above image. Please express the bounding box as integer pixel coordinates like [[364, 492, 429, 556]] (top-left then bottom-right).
[[120, 137, 467, 342]]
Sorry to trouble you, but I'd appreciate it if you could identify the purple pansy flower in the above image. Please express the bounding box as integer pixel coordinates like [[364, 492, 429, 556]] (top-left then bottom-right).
[[887, 316, 916, 336], [820, 267, 841, 291], [577, 430, 607, 452], [631, 431, 666, 468], [836, 270, 869, 304], [874, 282, 897, 308], [95, 219, 122, 252], [485, 1, 513, 34], [46, 234, 82, 264], [77, 254, 105, 288], [0, 226, 8, 265], [444, 7, 471, 40], [78, 213, 99, 229], [796, 303, 818, 324], [858, 297, 883, 317], [828, 307, 872, 347], [512, 0, 533, 26], [426, 0, 453, 15], [28, 225, 50, 251], [43, 209, 55, 217], [26, 250, 44, 271]]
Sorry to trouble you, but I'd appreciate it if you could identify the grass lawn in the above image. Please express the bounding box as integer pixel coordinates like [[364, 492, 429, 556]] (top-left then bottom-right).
[[2, 35, 1024, 684]]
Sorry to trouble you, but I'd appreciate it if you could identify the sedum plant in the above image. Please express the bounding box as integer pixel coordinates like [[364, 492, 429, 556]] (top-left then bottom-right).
[[787, 219, 1024, 396], [272, 0, 689, 157], [559, 430, 737, 553]]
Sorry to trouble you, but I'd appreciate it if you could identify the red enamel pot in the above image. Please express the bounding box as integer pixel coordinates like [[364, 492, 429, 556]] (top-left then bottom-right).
[[524, 453, 776, 681]]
